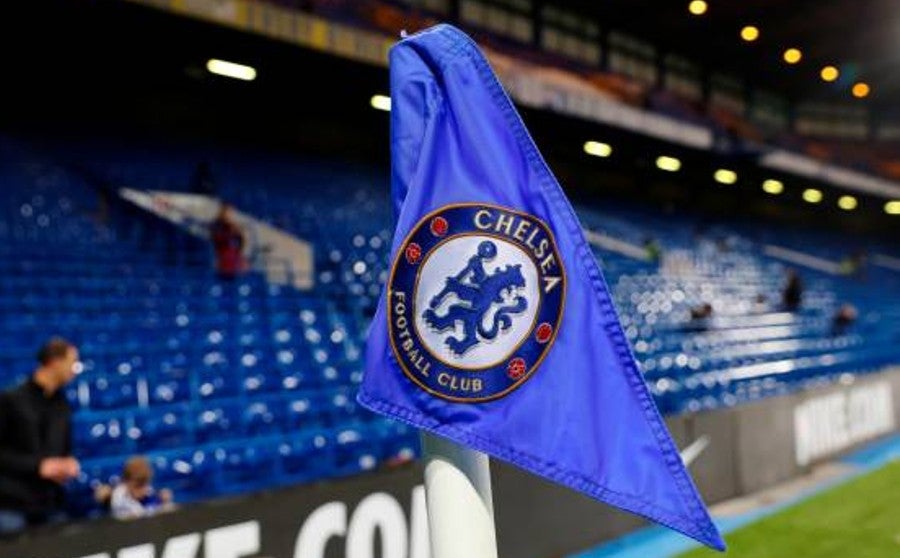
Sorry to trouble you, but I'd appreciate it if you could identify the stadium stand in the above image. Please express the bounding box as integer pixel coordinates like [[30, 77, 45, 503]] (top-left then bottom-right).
[[0, 134, 897, 518], [0, 137, 415, 517]]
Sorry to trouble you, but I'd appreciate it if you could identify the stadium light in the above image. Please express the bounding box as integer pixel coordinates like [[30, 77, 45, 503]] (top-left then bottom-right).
[[762, 179, 784, 194], [852, 82, 870, 99], [206, 59, 257, 81], [740, 26, 759, 42], [714, 169, 737, 185], [583, 141, 612, 158], [885, 200, 900, 215], [837, 195, 857, 210], [656, 156, 681, 172], [820, 66, 839, 82], [370, 94, 392, 112], [802, 188, 823, 204], [783, 48, 802, 65], [688, 0, 707, 15]]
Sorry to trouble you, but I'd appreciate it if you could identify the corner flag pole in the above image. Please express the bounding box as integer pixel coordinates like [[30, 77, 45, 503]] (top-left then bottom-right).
[[421, 433, 499, 558]]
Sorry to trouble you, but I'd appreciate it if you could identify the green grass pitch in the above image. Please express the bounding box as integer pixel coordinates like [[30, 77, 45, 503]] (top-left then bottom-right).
[[680, 461, 900, 558]]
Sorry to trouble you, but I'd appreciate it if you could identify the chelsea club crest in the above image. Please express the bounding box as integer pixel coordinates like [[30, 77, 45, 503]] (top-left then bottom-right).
[[387, 203, 566, 402]]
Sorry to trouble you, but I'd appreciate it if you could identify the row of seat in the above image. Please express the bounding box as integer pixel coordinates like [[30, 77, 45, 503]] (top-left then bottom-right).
[[66, 419, 419, 516], [655, 345, 897, 414], [71, 388, 374, 457], [57, 364, 364, 410]]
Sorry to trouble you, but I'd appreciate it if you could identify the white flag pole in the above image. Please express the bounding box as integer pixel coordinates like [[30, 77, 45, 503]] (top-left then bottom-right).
[[421, 433, 499, 558]]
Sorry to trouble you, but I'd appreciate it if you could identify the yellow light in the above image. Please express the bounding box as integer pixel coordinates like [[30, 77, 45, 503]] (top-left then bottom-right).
[[802, 188, 823, 204], [837, 195, 857, 210], [714, 169, 737, 184], [852, 82, 870, 99], [370, 94, 392, 111], [740, 26, 759, 42], [656, 156, 682, 172], [885, 201, 900, 215], [820, 66, 839, 82], [583, 141, 612, 158], [688, 0, 708, 15], [206, 59, 257, 81], [762, 179, 784, 194], [783, 48, 802, 64]]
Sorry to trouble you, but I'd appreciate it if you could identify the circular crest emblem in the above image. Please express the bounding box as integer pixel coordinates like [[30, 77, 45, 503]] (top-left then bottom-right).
[[387, 203, 565, 402]]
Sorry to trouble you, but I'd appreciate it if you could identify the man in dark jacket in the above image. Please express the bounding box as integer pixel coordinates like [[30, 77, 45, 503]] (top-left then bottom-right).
[[0, 338, 81, 535]]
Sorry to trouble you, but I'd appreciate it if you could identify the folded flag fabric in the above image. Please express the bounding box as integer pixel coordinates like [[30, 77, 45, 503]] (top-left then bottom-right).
[[358, 23, 725, 551]]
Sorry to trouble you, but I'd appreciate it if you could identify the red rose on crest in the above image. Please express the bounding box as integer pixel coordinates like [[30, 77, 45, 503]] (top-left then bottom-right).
[[405, 243, 422, 264], [535, 323, 553, 343], [430, 216, 449, 236], [507, 357, 526, 380]]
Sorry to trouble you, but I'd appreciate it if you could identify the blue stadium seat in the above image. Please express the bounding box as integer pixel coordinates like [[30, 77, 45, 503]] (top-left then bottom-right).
[[195, 402, 242, 442], [243, 399, 284, 435], [285, 391, 329, 430], [149, 374, 191, 405], [73, 414, 128, 458], [323, 387, 368, 425], [278, 429, 334, 482], [195, 366, 240, 400], [218, 440, 278, 491], [332, 424, 379, 477], [242, 370, 281, 396], [152, 449, 219, 500], [85, 376, 139, 410], [132, 406, 190, 450]]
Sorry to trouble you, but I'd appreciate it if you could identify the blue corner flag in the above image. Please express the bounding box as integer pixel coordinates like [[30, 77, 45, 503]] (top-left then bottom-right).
[[358, 24, 725, 551]]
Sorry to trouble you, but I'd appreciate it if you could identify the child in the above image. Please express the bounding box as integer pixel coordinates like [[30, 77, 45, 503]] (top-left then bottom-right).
[[110, 456, 174, 520]]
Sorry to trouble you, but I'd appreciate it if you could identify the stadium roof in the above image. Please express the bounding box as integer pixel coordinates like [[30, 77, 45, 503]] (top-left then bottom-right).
[[558, 0, 900, 105]]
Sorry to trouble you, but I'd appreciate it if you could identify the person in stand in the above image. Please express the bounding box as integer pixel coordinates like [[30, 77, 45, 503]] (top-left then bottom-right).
[[782, 269, 804, 312], [109, 456, 174, 520], [689, 303, 714, 321], [0, 338, 81, 536], [681, 302, 714, 332], [831, 303, 858, 335], [210, 203, 246, 280]]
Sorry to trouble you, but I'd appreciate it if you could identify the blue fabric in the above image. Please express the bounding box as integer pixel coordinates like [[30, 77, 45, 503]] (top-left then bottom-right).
[[358, 24, 724, 551]]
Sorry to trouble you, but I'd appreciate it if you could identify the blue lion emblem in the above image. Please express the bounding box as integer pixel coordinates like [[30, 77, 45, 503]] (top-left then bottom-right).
[[423, 240, 528, 356]]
